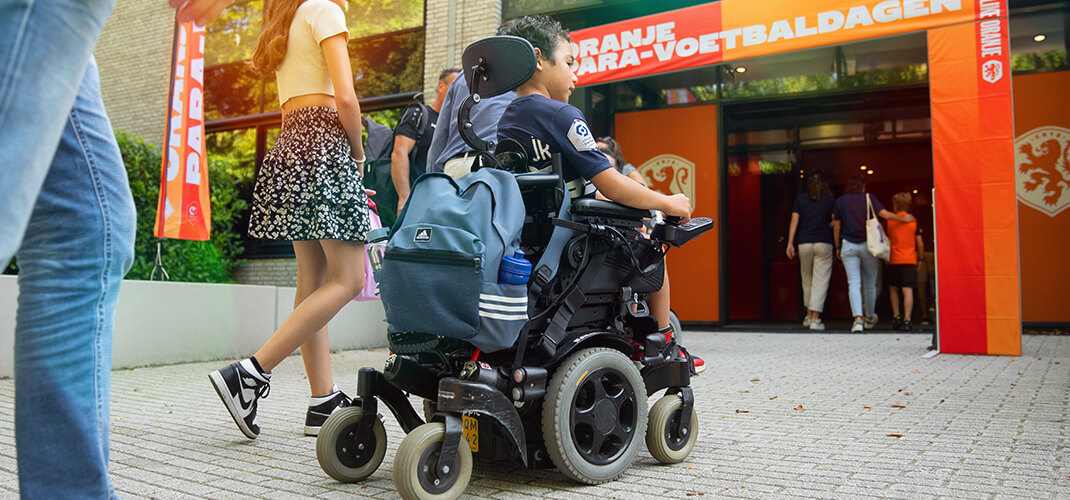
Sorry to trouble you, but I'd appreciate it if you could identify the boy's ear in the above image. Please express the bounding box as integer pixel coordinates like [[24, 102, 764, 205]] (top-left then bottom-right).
[[533, 47, 544, 71]]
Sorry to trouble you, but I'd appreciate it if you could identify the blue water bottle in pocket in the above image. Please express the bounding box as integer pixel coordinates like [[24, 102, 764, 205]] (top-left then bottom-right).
[[498, 250, 532, 285]]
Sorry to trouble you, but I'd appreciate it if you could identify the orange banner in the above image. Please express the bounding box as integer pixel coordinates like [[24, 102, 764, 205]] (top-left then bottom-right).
[[1013, 71, 1070, 323], [155, 21, 211, 241], [572, 0, 993, 86], [928, 4, 1019, 355], [615, 105, 720, 322]]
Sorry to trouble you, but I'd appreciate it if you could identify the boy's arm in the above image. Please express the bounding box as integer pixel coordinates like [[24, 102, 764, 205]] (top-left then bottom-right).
[[590, 168, 692, 220], [916, 234, 925, 265]]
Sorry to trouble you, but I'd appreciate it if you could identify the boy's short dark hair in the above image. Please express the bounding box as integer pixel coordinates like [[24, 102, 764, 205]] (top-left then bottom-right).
[[439, 68, 461, 82], [497, 15, 571, 63]]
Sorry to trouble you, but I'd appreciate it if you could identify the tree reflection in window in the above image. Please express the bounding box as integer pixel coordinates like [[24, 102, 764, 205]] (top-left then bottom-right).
[[204, 0, 425, 119]]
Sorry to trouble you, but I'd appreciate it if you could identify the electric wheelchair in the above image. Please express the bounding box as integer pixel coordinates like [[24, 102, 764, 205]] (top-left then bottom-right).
[[314, 35, 715, 499]]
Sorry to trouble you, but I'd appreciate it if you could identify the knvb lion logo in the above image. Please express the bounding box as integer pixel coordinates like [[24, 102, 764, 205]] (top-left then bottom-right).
[[638, 154, 695, 210], [1015, 126, 1070, 217], [982, 60, 1003, 84]]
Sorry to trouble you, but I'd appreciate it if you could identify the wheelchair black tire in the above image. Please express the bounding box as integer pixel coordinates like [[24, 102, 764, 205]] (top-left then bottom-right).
[[541, 347, 647, 484]]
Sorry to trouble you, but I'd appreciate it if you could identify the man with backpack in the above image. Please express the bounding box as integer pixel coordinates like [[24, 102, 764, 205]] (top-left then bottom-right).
[[392, 68, 460, 214]]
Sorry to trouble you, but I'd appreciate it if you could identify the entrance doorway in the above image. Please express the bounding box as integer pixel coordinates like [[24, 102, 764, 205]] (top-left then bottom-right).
[[724, 87, 935, 327]]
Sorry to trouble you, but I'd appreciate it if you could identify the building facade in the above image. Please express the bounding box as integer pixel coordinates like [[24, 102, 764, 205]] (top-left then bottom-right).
[[94, 0, 1069, 331]]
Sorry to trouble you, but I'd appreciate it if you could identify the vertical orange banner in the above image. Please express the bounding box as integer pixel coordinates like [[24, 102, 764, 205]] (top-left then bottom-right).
[[615, 105, 720, 322], [155, 21, 211, 241], [928, 1, 1020, 355]]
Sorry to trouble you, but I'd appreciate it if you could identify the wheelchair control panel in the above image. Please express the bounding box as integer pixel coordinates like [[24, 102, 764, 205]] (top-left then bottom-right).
[[652, 216, 714, 247]]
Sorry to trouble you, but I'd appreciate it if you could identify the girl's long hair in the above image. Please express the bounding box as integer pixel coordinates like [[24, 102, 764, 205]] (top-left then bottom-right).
[[806, 170, 833, 201], [251, 0, 305, 77]]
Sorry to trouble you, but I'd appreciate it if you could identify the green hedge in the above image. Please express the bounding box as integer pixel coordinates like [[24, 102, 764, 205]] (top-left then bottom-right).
[[119, 131, 249, 283]]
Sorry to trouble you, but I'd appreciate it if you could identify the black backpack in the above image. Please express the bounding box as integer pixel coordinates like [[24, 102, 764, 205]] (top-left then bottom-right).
[[361, 102, 429, 227]]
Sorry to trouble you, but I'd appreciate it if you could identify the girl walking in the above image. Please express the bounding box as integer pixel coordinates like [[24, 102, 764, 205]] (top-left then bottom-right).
[[786, 171, 835, 331], [209, 0, 370, 439]]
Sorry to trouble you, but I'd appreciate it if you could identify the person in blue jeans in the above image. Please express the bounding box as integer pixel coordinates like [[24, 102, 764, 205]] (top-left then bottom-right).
[[0, 0, 231, 495], [832, 174, 914, 333]]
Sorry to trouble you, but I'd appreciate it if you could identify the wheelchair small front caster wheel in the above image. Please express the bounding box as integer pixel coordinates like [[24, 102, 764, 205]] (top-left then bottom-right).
[[645, 393, 698, 464], [393, 422, 472, 500], [315, 406, 387, 482]]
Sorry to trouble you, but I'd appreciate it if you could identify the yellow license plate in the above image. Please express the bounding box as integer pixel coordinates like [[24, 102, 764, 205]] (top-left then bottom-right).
[[461, 415, 479, 453]]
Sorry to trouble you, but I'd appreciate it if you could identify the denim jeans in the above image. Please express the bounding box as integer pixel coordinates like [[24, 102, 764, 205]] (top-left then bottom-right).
[[1, 0, 134, 497], [840, 240, 879, 319]]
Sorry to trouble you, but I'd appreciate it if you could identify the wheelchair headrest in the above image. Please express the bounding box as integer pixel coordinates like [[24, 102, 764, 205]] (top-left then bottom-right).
[[461, 36, 536, 99]]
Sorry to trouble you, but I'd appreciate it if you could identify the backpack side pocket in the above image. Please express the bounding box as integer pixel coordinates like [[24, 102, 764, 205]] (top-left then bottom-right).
[[475, 282, 529, 352]]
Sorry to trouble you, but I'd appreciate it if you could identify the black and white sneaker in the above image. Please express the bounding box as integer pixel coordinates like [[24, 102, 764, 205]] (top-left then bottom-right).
[[304, 388, 351, 436], [209, 359, 270, 439]]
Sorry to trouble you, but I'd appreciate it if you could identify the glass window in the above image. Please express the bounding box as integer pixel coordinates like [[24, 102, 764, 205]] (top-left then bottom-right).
[[347, 0, 423, 39], [206, 0, 263, 67], [1010, 7, 1068, 73], [351, 29, 426, 99], [205, 61, 264, 120], [720, 47, 838, 98], [839, 32, 929, 88]]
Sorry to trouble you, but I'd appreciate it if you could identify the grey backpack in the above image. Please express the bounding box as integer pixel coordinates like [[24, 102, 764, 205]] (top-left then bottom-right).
[[377, 168, 528, 352]]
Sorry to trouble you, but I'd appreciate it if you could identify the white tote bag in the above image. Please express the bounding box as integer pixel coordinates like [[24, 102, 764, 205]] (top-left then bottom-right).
[[866, 194, 891, 261]]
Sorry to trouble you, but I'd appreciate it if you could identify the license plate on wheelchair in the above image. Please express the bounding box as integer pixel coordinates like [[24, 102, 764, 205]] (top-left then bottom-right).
[[462, 414, 479, 452]]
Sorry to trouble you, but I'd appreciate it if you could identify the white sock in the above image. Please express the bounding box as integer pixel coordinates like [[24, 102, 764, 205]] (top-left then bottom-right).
[[309, 385, 341, 405]]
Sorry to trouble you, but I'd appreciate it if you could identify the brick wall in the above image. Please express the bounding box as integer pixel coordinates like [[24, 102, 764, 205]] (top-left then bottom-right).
[[94, 0, 174, 147], [423, 0, 503, 100], [232, 259, 300, 287]]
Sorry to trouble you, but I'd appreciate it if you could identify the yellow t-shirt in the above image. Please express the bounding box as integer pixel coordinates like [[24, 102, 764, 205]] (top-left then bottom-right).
[[275, 0, 348, 106]]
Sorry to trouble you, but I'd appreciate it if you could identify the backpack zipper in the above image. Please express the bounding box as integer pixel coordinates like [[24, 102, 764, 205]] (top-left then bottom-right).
[[385, 248, 482, 272]]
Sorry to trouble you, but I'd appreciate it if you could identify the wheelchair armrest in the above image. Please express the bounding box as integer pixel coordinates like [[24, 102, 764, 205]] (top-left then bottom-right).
[[571, 198, 651, 221], [515, 173, 561, 189]]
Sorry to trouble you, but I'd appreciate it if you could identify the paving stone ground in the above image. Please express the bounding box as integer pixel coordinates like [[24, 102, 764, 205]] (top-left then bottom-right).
[[1, 331, 1068, 499]]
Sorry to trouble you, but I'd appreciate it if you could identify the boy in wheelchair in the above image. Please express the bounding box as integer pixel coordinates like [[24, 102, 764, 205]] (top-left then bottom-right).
[[495, 15, 704, 372]]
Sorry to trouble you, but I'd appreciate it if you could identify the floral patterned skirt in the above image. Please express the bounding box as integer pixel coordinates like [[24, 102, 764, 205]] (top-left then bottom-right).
[[248, 106, 369, 242]]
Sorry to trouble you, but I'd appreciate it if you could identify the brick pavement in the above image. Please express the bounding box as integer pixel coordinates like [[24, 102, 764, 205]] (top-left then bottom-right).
[[1, 332, 1068, 499]]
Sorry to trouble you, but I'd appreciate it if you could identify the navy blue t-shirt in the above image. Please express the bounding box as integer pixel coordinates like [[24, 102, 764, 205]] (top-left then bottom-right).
[[496, 95, 612, 198], [792, 192, 835, 244], [833, 193, 884, 244]]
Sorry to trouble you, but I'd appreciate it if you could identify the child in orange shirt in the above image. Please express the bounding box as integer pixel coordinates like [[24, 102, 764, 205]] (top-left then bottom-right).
[[886, 192, 925, 331]]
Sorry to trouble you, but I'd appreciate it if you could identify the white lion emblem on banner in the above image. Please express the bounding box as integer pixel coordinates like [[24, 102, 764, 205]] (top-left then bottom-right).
[[638, 154, 696, 210], [1015, 126, 1070, 217], [982, 60, 1003, 83]]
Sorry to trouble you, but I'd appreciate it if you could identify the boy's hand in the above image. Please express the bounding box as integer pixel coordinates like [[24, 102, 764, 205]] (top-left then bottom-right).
[[663, 193, 692, 222], [786, 244, 795, 260]]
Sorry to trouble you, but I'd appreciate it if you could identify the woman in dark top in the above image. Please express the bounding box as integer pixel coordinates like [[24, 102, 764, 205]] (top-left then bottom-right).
[[832, 174, 914, 332], [786, 171, 835, 331]]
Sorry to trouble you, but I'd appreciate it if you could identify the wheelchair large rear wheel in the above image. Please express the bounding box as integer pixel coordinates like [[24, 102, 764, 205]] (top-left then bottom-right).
[[316, 407, 387, 482], [393, 422, 472, 500], [542, 347, 647, 484]]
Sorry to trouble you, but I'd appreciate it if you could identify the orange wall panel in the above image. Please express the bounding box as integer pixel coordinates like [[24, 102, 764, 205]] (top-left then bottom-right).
[[615, 105, 720, 322], [1013, 71, 1070, 323]]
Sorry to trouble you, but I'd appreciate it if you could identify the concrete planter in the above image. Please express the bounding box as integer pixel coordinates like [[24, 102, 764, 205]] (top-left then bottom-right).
[[0, 276, 386, 378]]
